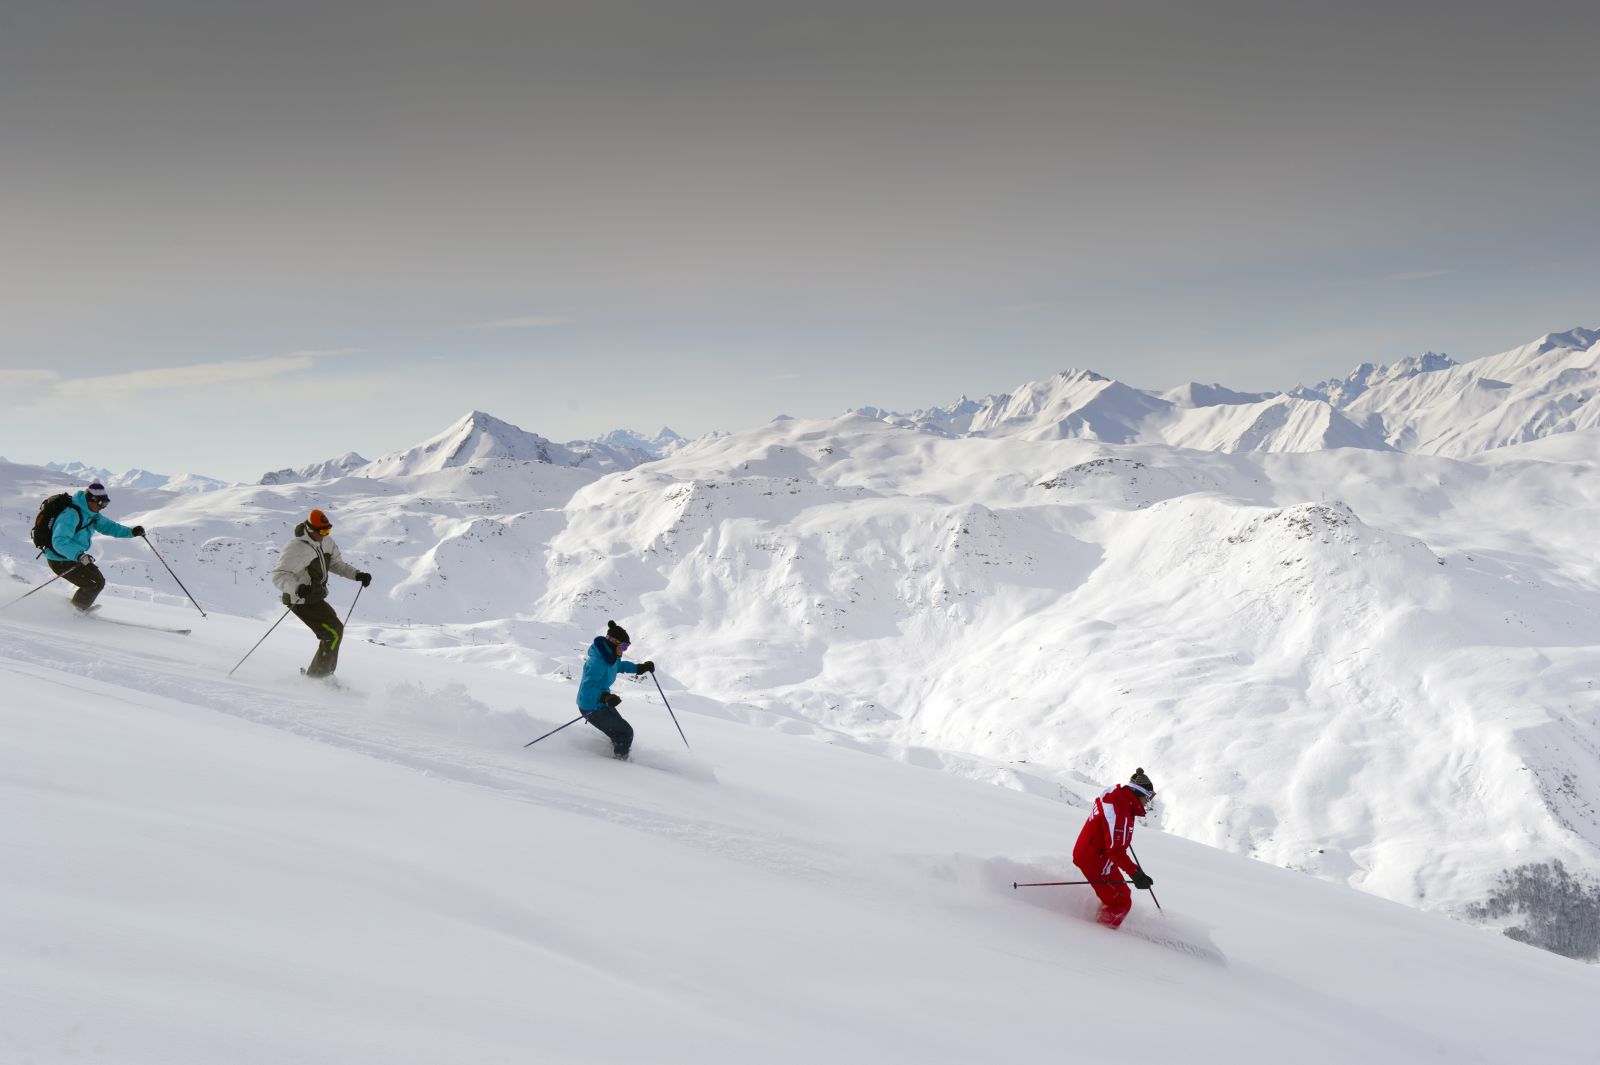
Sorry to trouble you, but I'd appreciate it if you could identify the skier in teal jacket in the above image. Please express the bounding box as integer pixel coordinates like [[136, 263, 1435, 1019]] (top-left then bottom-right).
[[44, 482, 144, 611], [577, 619, 655, 759]]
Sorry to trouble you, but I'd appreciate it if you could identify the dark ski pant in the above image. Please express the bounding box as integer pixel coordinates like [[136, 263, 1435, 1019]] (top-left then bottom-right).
[[290, 600, 344, 678], [584, 705, 633, 757], [48, 558, 106, 611], [1076, 853, 1132, 928]]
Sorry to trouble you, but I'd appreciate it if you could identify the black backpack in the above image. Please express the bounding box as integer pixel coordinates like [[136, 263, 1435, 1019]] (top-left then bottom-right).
[[30, 493, 74, 556]]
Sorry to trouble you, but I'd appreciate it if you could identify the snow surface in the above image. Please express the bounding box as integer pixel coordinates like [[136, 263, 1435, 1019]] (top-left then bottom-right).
[[4, 596, 1596, 1063], [8, 326, 1600, 977]]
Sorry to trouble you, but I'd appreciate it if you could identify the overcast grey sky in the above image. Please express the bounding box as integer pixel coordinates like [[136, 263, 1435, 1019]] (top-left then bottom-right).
[[2, 1, 1597, 480]]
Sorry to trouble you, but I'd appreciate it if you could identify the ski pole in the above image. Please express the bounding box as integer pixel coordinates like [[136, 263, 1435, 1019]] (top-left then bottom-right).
[[344, 583, 363, 626], [650, 672, 691, 751], [523, 714, 585, 748], [142, 534, 206, 617], [0, 562, 82, 612], [1013, 879, 1131, 888], [228, 608, 292, 677], [1129, 844, 1163, 912]]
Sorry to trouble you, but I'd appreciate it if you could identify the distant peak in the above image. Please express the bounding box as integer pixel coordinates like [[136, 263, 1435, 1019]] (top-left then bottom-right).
[[1295, 349, 1458, 408], [1535, 327, 1600, 354], [1054, 368, 1110, 385]]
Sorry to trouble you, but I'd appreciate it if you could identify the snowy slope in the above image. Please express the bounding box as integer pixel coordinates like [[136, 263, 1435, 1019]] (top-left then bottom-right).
[[526, 415, 1600, 929], [1346, 328, 1600, 455], [9, 420, 1600, 948], [11, 327, 1600, 960], [1162, 393, 1392, 452], [3, 597, 1597, 1064]]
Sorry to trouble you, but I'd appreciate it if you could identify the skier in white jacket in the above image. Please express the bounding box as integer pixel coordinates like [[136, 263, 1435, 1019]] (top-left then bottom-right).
[[271, 508, 371, 679]]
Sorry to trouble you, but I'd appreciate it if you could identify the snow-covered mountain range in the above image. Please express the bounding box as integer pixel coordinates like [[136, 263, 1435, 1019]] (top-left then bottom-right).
[[42, 460, 234, 495], [35, 422, 691, 494], [257, 450, 370, 485], [852, 326, 1600, 456], [7, 326, 1600, 962]]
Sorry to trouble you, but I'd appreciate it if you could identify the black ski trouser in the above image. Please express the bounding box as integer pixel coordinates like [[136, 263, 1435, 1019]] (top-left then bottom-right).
[[584, 705, 633, 756], [48, 558, 106, 611], [290, 600, 344, 677]]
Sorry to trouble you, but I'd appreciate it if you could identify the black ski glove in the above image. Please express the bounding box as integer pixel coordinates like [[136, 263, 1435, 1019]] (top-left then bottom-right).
[[130, 526, 146, 538], [356, 572, 372, 587], [297, 584, 326, 604], [602, 692, 622, 708], [635, 660, 655, 674], [1131, 870, 1154, 891]]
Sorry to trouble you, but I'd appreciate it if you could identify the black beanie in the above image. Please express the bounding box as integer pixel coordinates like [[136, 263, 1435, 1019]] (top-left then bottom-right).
[[606, 619, 631, 644], [1129, 767, 1156, 798]]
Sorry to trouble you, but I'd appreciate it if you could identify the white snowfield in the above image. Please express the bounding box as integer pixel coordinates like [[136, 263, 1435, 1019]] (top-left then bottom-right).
[[3, 599, 1596, 1064], [4, 331, 1600, 924], [4, 326, 1600, 1044]]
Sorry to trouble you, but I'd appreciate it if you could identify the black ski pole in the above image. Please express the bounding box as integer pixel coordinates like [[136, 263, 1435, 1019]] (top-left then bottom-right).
[[1013, 879, 1131, 888], [142, 534, 206, 617], [650, 673, 691, 751], [523, 714, 585, 748], [228, 608, 292, 677], [1, 562, 83, 612], [1129, 844, 1162, 912], [344, 584, 363, 626]]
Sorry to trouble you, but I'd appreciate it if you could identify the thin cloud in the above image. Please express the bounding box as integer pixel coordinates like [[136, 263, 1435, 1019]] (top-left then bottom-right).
[[469, 315, 567, 330], [0, 369, 60, 405], [1388, 269, 1455, 282], [0, 350, 359, 408]]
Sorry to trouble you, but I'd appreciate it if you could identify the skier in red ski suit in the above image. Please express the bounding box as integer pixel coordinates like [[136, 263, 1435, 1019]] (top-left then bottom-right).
[[1072, 768, 1156, 929]]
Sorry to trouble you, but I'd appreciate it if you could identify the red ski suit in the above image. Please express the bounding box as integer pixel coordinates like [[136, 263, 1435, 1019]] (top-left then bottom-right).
[[1072, 784, 1147, 928]]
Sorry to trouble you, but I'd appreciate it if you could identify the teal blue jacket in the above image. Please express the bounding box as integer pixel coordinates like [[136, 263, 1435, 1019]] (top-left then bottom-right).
[[46, 491, 135, 562], [576, 637, 639, 713]]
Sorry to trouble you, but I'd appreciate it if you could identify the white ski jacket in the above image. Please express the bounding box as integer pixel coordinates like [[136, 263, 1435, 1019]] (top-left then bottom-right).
[[272, 522, 361, 604]]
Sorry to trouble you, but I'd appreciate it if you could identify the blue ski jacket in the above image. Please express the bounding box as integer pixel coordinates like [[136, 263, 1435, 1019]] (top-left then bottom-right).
[[46, 491, 136, 562], [576, 636, 640, 713]]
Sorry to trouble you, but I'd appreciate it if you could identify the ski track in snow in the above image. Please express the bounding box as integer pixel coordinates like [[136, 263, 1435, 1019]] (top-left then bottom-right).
[[0, 617, 850, 888]]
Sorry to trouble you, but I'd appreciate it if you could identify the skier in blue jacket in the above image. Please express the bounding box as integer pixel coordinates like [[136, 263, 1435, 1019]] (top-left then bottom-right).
[[44, 482, 145, 611], [577, 619, 655, 760]]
